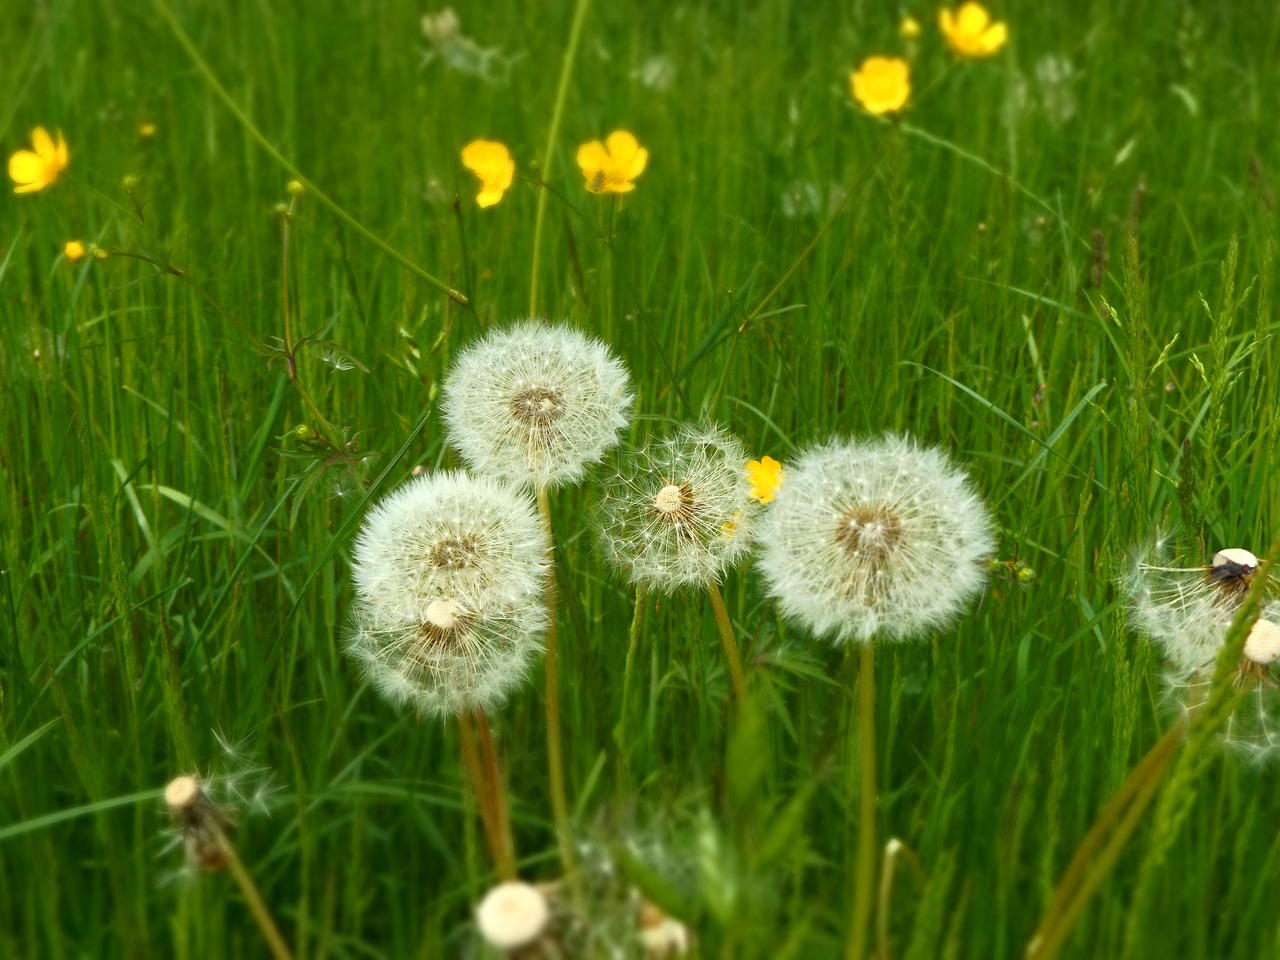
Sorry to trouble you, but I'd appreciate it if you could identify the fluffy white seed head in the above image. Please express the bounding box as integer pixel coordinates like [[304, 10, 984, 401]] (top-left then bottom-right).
[[597, 423, 759, 591], [164, 776, 203, 815], [346, 471, 548, 717], [756, 434, 995, 644], [1122, 540, 1267, 673], [476, 881, 551, 950], [1244, 618, 1280, 666], [443, 320, 633, 491]]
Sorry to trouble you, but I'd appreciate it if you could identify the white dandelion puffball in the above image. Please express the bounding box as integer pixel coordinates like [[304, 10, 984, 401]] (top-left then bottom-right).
[[597, 423, 759, 591], [442, 320, 633, 490], [757, 434, 995, 644], [1122, 540, 1267, 674], [476, 881, 551, 950], [346, 471, 548, 717]]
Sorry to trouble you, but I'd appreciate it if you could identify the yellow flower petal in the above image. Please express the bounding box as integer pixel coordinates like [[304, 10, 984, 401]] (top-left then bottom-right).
[[476, 185, 505, 208], [851, 57, 911, 115], [746, 456, 785, 503], [55, 130, 68, 167], [957, 2, 991, 33], [9, 150, 43, 184], [461, 140, 514, 207], [576, 141, 608, 172], [980, 21, 1008, 53], [32, 127, 54, 160]]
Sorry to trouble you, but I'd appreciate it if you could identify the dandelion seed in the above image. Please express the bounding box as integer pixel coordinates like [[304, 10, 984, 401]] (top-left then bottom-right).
[[757, 434, 995, 644], [476, 881, 551, 950], [939, 2, 1009, 58], [9, 127, 69, 194], [442, 321, 633, 491], [576, 130, 648, 195], [460, 139, 515, 208], [598, 424, 759, 592], [346, 471, 547, 717], [850, 57, 911, 115]]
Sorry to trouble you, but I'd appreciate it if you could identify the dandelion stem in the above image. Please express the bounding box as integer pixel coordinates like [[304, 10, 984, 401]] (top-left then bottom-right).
[[475, 711, 518, 880], [209, 823, 294, 960], [149, 0, 468, 306], [1026, 717, 1186, 958], [457, 711, 514, 880], [528, 0, 591, 315], [615, 586, 647, 795], [706, 581, 748, 704], [536, 488, 579, 890], [846, 642, 877, 960]]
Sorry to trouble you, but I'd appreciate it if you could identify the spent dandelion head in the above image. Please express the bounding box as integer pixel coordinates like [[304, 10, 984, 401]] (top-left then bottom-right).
[[851, 57, 911, 115], [939, 3, 1009, 58], [757, 434, 995, 644], [577, 130, 648, 194], [442, 321, 633, 491], [476, 880, 552, 950], [597, 423, 759, 591], [9, 127, 69, 194], [346, 470, 548, 717], [461, 139, 515, 208]]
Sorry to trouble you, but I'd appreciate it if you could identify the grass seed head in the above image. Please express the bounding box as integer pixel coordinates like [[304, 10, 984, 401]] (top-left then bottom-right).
[[442, 321, 633, 491], [757, 434, 995, 644]]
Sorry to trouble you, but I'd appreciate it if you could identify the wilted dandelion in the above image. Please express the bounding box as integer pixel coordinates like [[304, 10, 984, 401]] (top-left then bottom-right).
[[461, 139, 515, 208], [346, 470, 547, 717], [577, 130, 648, 194], [939, 2, 1008, 58], [9, 127, 69, 194], [476, 880, 552, 951], [850, 57, 911, 115], [758, 434, 995, 644], [443, 321, 633, 492]]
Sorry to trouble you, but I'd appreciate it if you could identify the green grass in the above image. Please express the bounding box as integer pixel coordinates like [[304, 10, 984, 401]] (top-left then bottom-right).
[[3, 0, 1280, 956]]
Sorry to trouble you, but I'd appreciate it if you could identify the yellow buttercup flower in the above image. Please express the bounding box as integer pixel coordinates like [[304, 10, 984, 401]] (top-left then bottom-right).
[[64, 241, 87, 263], [746, 456, 784, 503], [460, 139, 515, 208], [576, 130, 648, 194], [939, 3, 1008, 58], [138, 122, 157, 138], [900, 15, 922, 40], [9, 127, 69, 194], [851, 57, 911, 115]]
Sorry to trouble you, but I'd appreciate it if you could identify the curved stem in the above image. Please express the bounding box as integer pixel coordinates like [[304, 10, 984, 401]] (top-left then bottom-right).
[[149, 0, 467, 305], [615, 586, 647, 796], [475, 711, 517, 880], [705, 580, 748, 703], [528, 0, 591, 316], [209, 824, 294, 960], [846, 642, 877, 960], [457, 711, 511, 879]]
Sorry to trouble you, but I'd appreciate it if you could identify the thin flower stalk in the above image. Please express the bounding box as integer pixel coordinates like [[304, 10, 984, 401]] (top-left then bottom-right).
[[615, 585, 647, 798], [212, 824, 295, 960], [845, 643, 877, 960], [706, 580, 748, 704], [458, 710, 517, 880]]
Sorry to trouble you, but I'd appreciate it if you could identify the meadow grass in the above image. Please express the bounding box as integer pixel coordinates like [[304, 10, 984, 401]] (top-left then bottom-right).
[[3, 0, 1280, 956]]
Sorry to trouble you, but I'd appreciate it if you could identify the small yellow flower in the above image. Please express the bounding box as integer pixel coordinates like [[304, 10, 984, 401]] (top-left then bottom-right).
[[64, 241, 87, 263], [286, 179, 305, 196], [460, 139, 515, 208], [9, 127, 69, 194], [576, 130, 648, 194], [746, 456, 784, 503], [900, 15, 922, 40], [851, 57, 911, 115], [138, 122, 157, 138], [939, 3, 1008, 58]]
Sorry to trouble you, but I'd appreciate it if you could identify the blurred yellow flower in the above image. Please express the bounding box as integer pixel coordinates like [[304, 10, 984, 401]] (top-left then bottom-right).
[[576, 130, 648, 194], [900, 15, 922, 40], [138, 122, 157, 138], [64, 241, 87, 263], [746, 456, 784, 503], [9, 127, 69, 194], [461, 139, 515, 208], [939, 3, 1008, 57], [851, 57, 911, 115]]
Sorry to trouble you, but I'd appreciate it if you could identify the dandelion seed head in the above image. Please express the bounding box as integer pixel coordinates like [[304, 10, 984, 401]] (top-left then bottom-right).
[[443, 321, 632, 490], [597, 424, 758, 591], [476, 881, 551, 950], [1245, 618, 1280, 666], [164, 776, 202, 816], [756, 434, 995, 644]]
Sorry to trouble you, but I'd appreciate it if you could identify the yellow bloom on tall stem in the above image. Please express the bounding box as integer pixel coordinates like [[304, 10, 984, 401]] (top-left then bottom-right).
[[746, 456, 784, 503], [460, 139, 515, 208], [851, 57, 911, 115], [939, 3, 1008, 57], [9, 127, 69, 194], [576, 130, 648, 194]]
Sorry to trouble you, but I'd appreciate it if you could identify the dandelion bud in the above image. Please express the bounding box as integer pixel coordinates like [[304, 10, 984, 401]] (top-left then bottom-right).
[[757, 434, 995, 643], [293, 423, 315, 440], [475, 881, 550, 950], [63, 240, 87, 263], [1016, 565, 1036, 584], [122, 174, 138, 192], [286, 179, 305, 196]]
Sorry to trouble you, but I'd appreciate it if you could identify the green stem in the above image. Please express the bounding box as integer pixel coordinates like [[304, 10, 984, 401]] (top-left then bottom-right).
[[537, 488, 578, 889], [457, 711, 511, 879], [846, 642, 877, 960], [705, 580, 748, 703], [1026, 718, 1187, 957], [476, 710, 517, 881], [149, 0, 468, 305], [528, 0, 591, 316], [210, 824, 294, 960], [615, 586, 647, 796]]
